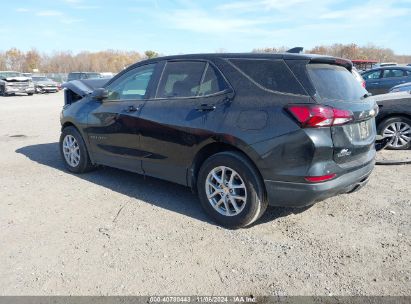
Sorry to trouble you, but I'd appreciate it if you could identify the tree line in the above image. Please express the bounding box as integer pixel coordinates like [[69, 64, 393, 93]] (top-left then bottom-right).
[[0, 49, 159, 73], [253, 43, 411, 64], [0, 44, 410, 73]]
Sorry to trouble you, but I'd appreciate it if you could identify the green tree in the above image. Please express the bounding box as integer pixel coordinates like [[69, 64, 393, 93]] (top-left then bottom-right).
[[144, 50, 158, 59]]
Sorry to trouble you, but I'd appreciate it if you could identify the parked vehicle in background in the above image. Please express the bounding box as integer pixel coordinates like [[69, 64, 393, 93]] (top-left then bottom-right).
[[373, 91, 411, 149], [60, 53, 377, 228], [389, 82, 411, 93], [67, 72, 103, 82], [376, 62, 397, 67], [352, 67, 366, 88], [31, 76, 59, 93], [351, 59, 378, 72], [0, 71, 35, 96], [361, 66, 411, 95], [47, 73, 68, 84], [100, 72, 115, 78]]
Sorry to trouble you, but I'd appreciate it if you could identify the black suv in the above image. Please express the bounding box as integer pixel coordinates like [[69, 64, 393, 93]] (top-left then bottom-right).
[[60, 53, 378, 228]]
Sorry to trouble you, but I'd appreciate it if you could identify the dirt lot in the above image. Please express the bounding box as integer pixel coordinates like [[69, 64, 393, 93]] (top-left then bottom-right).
[[0, 92, 410, 296]]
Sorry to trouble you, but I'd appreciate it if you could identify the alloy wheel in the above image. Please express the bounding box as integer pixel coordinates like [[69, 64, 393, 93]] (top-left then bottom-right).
[[383, 121, 411, 148], [62, 135, 81, 167], [205, 166, 247, 216]]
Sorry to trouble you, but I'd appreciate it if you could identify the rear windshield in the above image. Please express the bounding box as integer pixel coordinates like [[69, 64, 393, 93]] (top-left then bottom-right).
[[307, 64, 367, 102]]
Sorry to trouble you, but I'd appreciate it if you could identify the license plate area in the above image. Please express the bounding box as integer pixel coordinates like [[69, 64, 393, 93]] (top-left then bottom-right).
[[359, 121, 371, 139], [344, 120, 373, 142]]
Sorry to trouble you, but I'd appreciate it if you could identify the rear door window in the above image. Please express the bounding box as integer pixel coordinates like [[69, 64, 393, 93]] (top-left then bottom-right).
[[157, 61, 206, 98], [198, 64, 229, 96], [307, 64, 367, 102], [382, 69, 406, 78], [229, 59, 306, 95]]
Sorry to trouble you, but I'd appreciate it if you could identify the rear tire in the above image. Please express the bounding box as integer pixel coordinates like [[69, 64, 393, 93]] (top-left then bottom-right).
[[197, 151, 267, 228], [378, 116, 411, 150], [59, 126, 94, 173]]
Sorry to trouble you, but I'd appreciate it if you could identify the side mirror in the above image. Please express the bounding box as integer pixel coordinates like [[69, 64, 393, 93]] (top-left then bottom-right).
[[91, 88, 108, 101]]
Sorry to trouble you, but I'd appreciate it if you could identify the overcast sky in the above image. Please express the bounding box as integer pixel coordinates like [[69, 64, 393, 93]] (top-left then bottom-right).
[[2, 0, 411, 55]]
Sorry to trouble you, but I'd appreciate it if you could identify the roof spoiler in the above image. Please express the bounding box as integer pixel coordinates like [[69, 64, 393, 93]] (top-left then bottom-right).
[[309, 56, 353, 71], [286, 47, 304, 54]]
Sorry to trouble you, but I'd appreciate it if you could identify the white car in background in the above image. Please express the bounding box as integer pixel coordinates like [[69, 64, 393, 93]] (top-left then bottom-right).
[[0, 71, 35, 96]]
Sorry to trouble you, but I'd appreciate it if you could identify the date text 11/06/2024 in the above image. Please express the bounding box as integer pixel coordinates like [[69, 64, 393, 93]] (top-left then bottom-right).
[[149, 296, 257, 303]]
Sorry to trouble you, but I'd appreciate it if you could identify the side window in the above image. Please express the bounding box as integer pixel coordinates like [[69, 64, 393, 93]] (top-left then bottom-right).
[[382, 69, 405, 78], [157, 61, 206, 98], [362, 70, 381, 80], [197, 64, 229, 96], [229, 59, 306, 95], [106, 64, 155, 101], [406, 70, 411, 76]]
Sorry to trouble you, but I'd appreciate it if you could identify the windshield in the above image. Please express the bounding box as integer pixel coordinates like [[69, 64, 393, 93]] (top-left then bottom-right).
[[32, 77, 48, 81], [307, 64, 367, 102], [0, 72, 23, 78]]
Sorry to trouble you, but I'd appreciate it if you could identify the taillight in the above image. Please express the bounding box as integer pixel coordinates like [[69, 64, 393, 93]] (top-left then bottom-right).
[[305, 174, 336, 183], [362, 81, 366, 88], [286, 104, 354, 128]]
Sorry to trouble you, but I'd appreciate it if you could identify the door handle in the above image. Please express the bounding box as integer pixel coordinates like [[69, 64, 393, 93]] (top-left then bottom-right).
[[125, 105, 138, 113], [196, 104, 216, 112]]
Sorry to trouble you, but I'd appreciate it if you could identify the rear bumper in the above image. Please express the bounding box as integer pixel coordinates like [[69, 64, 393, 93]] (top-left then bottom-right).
[[264, 160, 375, 207]]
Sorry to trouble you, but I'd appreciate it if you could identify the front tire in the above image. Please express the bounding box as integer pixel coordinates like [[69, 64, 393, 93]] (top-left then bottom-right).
[[197, 151, 267, 228], [59, 126, 94, 173], [0, 86, 6, 96], [379, 116, 411, 150]]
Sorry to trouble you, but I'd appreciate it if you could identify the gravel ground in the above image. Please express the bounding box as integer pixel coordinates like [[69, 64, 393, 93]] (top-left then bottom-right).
[[0, 92, 410, 296]]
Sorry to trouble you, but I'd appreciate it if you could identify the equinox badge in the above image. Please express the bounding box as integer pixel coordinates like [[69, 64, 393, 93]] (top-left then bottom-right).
[[337, 148, 352, 157]]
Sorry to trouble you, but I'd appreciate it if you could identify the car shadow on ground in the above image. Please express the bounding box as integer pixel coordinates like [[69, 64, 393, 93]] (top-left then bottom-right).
[[16, 142, 306, 228]]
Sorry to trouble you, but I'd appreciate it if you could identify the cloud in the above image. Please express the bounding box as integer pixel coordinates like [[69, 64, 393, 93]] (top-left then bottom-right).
[[60, 18, 84, 24], [72, 5, 100, 10], [16, 8, 30, 12], [36, 10, 63, 16], [320, 1, 410, 20], [217, 0, 328, 12], [164, 9, 272, 34]]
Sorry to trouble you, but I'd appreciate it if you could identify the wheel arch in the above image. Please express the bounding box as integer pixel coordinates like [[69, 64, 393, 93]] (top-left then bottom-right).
[[61, 121, 77, 131], [377, 113, 411, 132], [61, 121, 95, 164], [188, 140, 265, 196]]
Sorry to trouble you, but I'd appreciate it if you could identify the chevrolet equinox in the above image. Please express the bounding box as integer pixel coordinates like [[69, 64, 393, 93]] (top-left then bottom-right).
[[60, 53, 378, 228]]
